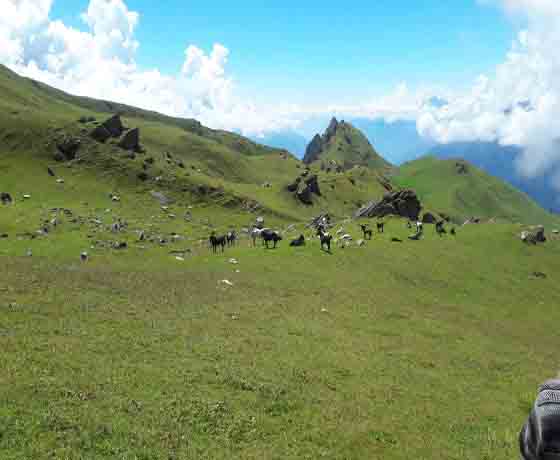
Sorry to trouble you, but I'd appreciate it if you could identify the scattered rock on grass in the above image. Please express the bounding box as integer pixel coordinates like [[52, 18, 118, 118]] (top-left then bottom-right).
[[1, 193, 12, 205]]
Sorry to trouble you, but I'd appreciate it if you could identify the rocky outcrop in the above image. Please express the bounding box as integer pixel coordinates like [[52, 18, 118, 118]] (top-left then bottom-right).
[[90, 125, 112, 143], [456, 161, 469, 175], [103, 115, 125, 137], [303, 117, 339, 164], [355, 189, 422, 220], [90, 114, 125, 143], [287, 173, 321, 205], [118, 128, 140, 151], [325, 117, 339, 140], [303, 134, 323, 164], [56, 137, 81, 160]]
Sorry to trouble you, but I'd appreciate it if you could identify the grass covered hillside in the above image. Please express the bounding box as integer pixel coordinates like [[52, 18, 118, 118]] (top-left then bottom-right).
[[2, 65, 560, 460], [303, 117, 392, 171], [393, 156, 558, 225], [0, 65, 392, 223]]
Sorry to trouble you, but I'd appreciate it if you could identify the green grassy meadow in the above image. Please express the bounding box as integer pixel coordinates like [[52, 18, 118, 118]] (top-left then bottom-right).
[[2, 63, 560, 459]]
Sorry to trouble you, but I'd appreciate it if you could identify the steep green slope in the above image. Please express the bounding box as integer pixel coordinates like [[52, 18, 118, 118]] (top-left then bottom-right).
[[0, 65, 391, 222], [303, 117, 392, 171], [394, 156, 558, 225]]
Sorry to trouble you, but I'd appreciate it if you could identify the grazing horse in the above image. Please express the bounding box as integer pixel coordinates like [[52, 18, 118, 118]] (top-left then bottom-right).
[[290, 234, 305, 247], [436, 221, 447, 236], [377, 222, 385, 233], [209, 233, 227, 253], [250, 227, 266, 247], [360, 224, 373, 240], [318, 230, 332, 252], [262, 229, 282, 249], [226, 231, 237, 247]]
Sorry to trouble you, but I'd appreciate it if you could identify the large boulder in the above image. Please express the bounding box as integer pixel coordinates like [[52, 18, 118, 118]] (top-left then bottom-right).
[[286, 176, 302, 192], [56, 137, 81, 160], [305, 174, 321, 196], [90, 115, 125, 142], [118, 128, 140, 151], [296, 181, 313, 205], [90, 125, 111, 143], [287, 173, 321, 204], [103, 114, 125, 137], [356, 189, 421, 220]]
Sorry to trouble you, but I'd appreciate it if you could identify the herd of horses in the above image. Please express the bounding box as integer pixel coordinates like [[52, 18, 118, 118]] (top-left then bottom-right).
[[209, 219, 455, 254]]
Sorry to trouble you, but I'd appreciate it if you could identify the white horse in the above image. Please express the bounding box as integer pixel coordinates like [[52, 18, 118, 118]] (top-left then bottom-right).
[[250, 227, 269, 247]]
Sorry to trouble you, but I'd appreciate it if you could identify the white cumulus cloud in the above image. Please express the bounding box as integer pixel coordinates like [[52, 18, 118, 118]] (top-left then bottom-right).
[[417, 0, 560, 182], [0, 0, 300, 136]]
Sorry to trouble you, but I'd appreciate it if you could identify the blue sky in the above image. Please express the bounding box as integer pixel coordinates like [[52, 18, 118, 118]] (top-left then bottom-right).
[[50, 0, 517, 106]]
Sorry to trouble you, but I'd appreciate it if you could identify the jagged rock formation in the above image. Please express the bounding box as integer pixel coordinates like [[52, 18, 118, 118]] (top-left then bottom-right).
[[90, 115, 143, 152], [90, 115, 125, 143], [303, 117, 391, 171], [287, 171, 321, 205], [356, 189, 422, 220]]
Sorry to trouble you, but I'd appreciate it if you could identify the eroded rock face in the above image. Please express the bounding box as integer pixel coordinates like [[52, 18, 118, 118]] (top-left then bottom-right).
[[303, 134, 323, 164], [356, 189, 422, 220], [118, 128, 140, 151]]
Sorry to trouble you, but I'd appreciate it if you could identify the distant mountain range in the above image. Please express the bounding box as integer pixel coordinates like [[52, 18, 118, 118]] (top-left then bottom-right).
[[255, 119, 559, 214]]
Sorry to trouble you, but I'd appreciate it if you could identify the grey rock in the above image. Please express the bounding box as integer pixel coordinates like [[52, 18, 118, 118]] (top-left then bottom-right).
[[356, 189, 421, 221], [118, 128, 140, 151]]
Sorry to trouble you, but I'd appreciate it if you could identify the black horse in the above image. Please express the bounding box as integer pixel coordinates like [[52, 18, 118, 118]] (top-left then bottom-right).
[[436, 221, 447, 237], [209, 233, 227, 253], [262, 229, 282, 249], [290, 234, 305, 247], [226, 231, 237, 247], [360, 224, 373, 240]]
